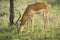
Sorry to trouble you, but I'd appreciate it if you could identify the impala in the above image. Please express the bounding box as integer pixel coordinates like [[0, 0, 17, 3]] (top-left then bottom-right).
[[16, 2, 50, 33]]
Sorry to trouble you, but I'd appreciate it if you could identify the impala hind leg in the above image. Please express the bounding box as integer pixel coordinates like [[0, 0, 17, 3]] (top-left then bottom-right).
[[43, 11, 48, 29], [42, 11, 49, 38]]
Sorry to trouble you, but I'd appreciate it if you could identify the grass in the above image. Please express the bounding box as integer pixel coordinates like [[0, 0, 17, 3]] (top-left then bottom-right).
[[0, 1, 60, 40]]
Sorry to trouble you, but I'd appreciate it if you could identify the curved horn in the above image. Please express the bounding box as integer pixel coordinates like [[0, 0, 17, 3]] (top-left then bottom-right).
[[14, 8, 21, 25]]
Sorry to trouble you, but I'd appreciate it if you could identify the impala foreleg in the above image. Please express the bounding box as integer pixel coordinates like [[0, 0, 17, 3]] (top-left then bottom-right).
[[30, 17, 34, 32], [27, 16, 34, 32]]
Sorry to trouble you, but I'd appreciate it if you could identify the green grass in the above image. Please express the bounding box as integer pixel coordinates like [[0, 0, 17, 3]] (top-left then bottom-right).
[[0, 1, 60, 40]]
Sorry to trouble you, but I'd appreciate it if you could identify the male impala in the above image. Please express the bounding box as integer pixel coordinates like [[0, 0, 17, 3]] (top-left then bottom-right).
[[16, 2, 50, 33]]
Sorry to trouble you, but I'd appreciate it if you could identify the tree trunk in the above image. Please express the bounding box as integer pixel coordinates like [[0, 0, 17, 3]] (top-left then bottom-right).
[[9, 0, 14, 25]]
